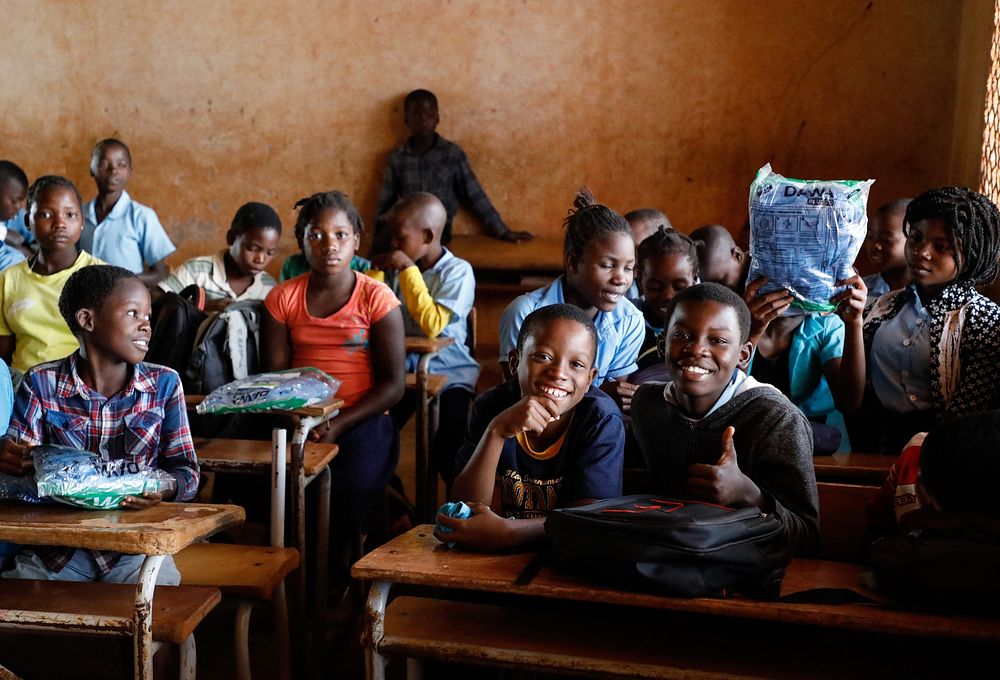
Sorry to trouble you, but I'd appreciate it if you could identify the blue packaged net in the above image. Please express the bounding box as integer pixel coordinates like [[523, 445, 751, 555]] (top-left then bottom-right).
[[196, 367, 341, 415], [435, 501, 473, 548], [747, 164, 873, 315]]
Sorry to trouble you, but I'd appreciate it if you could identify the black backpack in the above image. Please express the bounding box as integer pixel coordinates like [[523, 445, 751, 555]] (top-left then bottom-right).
[[544, 495, 791, 598], [184, 299, 263, 396], [146, 285, 208, 373]]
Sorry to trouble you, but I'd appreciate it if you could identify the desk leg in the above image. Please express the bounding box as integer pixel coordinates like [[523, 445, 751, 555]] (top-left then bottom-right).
[[315, 466, 331, 654], [414, 352, 438, 523], [133, 554, 165, 680], [363, 580, 391, 680]]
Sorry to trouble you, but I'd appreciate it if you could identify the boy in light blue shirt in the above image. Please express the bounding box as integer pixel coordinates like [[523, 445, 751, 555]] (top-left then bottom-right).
[[0, 161, 33, 254], [81, 139, 175, 287], [372, 192, 479, 486]]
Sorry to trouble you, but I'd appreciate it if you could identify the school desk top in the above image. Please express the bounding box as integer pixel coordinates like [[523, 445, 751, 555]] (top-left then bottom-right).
[[405, 336, 455, 355], [184, 395, 344, 418], [812, 452, 896, 484], [0, 501, 245, 555], [448, 235, 563, 272], [353, 525, 1000, 644]]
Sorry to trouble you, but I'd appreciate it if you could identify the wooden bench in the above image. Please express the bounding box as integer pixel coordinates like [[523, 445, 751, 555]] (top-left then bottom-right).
[[817, 481, 882, 562]]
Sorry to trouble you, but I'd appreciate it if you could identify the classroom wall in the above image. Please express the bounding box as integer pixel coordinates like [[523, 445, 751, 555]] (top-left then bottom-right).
[[0, 0, 992, 268]]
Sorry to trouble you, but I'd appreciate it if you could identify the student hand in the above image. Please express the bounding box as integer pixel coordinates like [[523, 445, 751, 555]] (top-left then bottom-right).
[[121, 491, 164, 510], [498, 230, 534, 243], [307, 418, 342, 443], [0, 440, 32, 476], [433, 502, 516, 551], [489, 396, 560, 439], [685, 426, 762, 507], [831, 273, 867, 326], [744, 278, 792, 343], [371, 250, 415, 272], [600, 379, 638, 413]]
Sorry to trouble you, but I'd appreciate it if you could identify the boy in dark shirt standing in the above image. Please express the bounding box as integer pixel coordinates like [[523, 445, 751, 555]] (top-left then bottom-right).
[[373, 89, 532, 251]]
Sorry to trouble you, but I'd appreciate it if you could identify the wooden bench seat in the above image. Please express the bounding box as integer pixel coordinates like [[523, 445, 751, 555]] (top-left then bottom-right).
[[174, 543, 299, 600], [193, 438, 338, 477], [404, 372, 447, 397], [0, 580, 220, 645], [817, 482, 882, 562]]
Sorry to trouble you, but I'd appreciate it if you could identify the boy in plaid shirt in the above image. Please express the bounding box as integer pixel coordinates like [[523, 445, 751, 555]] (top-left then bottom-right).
[[0, 264, 198, 584]]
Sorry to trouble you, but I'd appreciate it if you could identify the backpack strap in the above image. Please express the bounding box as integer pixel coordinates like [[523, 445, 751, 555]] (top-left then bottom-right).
[[226, 309, 250, 380]]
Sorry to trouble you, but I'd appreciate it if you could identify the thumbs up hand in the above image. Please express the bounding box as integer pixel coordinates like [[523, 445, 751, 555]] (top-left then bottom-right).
[[686, 426, 763, 507]]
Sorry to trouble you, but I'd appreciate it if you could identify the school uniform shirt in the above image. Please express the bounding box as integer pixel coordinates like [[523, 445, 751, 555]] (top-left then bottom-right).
[[0, 251, 104, 373], [455, 381, 624, 519], [1, 208, 34, 246], [0, 244, 25, 273], [158, 249, 276, 301], [81, 191, 175, 273], [863, 283, 1000, 418], [498, 275, 645, 385], [263, 271, 400, 408], [388, 248, 479, 391], [7, 352, 198, 575], [747, 313, 851, 451], [376, 134, 509, 242], [863, 272, 891, 304]]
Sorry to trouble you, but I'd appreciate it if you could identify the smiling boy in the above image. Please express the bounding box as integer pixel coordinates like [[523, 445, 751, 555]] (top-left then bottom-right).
[[630, 283, 819, 555], [438, 304, 624, 551]]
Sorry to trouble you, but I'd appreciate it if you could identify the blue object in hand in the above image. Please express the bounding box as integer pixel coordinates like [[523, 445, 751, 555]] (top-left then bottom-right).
[[435, 501, 473, 547]]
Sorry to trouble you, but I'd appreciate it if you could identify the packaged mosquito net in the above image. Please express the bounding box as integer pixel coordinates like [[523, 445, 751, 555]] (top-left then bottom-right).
[[196, 367, 341, 415], [747, 164, 873, 315], [32, 445, 175, 509]]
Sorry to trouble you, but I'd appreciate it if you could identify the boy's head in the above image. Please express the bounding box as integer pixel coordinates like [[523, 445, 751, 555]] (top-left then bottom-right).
[[510, 304, 598, 415], [89, 138, 133, 196], [387, 192, 446, 262], [403, 89, 439, 139], [920, 411, 1000, 517], [59, 265, 151, 364], [689, 224, 749, 294], [26, 175, 84, 250], [867, 199, 910, 274], [227, 202, 282, 278], [0, 160, 28, 222], [663, 283, 752, 418], [904, 187, 1000, 288], [624, 208, 671, 248]]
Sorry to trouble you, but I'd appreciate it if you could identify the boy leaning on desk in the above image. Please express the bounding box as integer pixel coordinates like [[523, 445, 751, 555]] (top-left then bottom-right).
[[0, 264, 198, 584]]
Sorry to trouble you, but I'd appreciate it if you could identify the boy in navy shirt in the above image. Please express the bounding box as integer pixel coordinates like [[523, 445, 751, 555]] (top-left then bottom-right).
[[438, 304, 624, 551]]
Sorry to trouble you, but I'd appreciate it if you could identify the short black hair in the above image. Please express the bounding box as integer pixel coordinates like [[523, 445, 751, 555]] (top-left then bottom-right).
[[664, 282, 751, 343], [624, 208, 672, 231], [877, 198, 912, 218], [404, 89, 438, 110], [920, 411, 1000, 516], [515, 303, 598, 364], [27, 176, 82, 216], [0, 161, 28, 190], [689, 224, 735, 260], [90, 138, 132, 175], [59, 265, 139, 335], [293, 190, 364, 246], [637, 225, 699, 279], [231, 201, 282, 235], [904, 187, 1000, 287], [563, 187, 631, 263]]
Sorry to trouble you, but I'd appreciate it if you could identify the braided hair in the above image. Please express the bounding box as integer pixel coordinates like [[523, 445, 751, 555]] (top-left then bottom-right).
[[562, 187, 631, 263], [293, 190, 365, 246], [904, 187, 1000, 287], [637, 225, 699, 279]]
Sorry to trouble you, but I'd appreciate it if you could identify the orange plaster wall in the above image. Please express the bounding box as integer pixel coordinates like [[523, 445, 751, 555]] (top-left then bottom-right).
[[0, 0, 991, 271]]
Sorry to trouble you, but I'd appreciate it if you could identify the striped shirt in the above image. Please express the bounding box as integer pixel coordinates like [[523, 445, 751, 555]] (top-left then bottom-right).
[[159, 249, 276, 301], [7, 353, 199, 574]]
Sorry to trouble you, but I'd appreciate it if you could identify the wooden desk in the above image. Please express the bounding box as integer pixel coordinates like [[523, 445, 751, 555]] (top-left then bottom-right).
[[813, 452, 896, 485], [405, 336, 455, 522], [353, 526, 1000, 679], [0, 501, 244, 679]]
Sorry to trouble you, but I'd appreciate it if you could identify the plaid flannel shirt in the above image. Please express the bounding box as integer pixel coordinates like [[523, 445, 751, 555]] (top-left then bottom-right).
[[376, 134, 509, 238], [7, 353, 199, 575]]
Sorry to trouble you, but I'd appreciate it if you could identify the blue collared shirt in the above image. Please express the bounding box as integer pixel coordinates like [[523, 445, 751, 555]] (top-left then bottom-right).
[[498, 275, 645, 385], [1, 208, 34, 246], [0, 244, 25, 273], [81, 191, 175, 273], [870, 285, 932, 411]]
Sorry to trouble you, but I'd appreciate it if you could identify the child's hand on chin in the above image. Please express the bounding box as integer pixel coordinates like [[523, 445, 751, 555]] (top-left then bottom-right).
[[433, 502, 515, 551]]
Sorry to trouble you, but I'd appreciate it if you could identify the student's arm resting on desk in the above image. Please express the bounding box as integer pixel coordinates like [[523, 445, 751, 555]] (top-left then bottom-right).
[[446, 393, 561, 550]]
